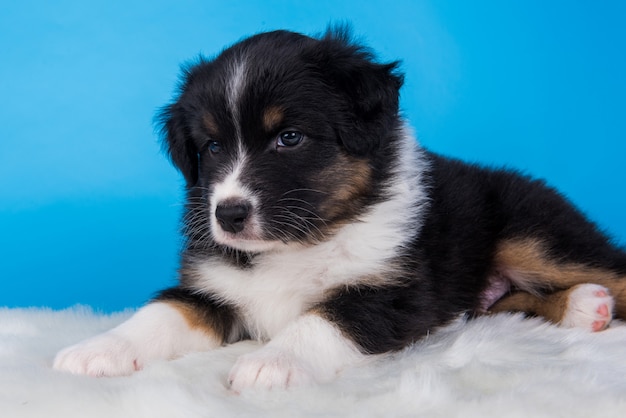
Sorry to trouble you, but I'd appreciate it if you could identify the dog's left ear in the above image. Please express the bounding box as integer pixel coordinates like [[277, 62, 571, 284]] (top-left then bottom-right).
[[319, 32, 404, 156], [158, 103, 199, 187]]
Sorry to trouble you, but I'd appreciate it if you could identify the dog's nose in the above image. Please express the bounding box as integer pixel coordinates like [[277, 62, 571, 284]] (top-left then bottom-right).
[[215, 203, 250, 233]]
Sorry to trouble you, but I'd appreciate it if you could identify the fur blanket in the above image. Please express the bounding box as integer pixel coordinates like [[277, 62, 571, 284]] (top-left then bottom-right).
[[1, 306, 626, 417]]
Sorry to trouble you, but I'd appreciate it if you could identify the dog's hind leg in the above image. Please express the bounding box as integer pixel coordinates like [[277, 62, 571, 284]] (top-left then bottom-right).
[[488, 238, 626, 330]]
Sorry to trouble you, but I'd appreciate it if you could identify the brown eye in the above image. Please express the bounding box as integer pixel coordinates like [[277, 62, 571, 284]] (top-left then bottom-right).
[[277, 131, 304, 147]]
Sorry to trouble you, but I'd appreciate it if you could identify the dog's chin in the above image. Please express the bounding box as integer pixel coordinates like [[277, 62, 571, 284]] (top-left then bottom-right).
[[213, 233, 286, 253]]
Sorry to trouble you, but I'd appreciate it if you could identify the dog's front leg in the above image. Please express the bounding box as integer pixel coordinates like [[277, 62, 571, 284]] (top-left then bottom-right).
[[53, 301, 221, 376], [228, 314, 364, 391]]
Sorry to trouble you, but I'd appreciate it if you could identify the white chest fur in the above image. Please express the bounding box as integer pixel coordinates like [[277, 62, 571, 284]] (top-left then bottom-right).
[[193, 219, 404, 340]]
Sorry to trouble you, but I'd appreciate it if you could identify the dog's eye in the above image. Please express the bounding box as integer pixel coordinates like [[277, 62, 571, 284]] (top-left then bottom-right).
[[277, 131, 304, 147], [207, 141, 222, 155]]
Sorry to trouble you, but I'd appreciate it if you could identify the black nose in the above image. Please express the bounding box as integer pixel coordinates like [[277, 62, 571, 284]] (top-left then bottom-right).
[[215, 203, 250, 234]]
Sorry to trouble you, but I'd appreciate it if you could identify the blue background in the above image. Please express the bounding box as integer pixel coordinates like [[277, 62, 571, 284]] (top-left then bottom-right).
[[1, 0, 625, 312]]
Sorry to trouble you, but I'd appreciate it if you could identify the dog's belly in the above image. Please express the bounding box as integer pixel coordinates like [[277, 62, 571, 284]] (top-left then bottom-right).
[[477, 274, 512, 313]]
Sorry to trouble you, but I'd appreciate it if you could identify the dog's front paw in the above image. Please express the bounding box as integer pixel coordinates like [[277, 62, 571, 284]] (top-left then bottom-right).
[[560, 283, 614, 332], [53, 332, 142, 377], [228, 347, 315, 391]]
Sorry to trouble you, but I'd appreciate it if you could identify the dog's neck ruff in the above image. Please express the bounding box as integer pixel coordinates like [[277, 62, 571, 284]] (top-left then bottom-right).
[[311, 123, 428, 275]]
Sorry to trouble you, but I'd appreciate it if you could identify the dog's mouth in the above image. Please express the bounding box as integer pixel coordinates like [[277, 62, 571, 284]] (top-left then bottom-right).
[[213, 230, 283, 253]]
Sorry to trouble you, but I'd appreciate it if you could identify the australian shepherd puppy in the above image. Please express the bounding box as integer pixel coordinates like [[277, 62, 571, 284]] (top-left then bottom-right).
[[54, 28, 626, 390]]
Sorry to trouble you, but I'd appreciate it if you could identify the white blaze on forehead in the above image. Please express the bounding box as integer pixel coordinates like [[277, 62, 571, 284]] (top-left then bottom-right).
[[211, 57, 251, 219], [226, 59, 247, 144]]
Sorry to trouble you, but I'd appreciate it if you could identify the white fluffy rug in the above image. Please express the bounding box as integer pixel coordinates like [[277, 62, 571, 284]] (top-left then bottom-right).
[[2, 307, 626, 417]]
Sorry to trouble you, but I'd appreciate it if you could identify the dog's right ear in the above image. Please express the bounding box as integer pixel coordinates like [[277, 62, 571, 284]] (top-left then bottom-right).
[[158, 103, 199, 187], [317, 27, 404, 157]]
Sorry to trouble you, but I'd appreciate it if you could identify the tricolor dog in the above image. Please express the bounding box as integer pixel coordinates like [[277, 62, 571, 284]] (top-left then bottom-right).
[[54, 28, 626, 390]]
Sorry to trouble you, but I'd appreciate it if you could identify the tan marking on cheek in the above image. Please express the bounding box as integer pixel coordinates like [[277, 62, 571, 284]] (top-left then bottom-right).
[[262, 106, 285, 132], [165, 300, 220, 339], [203, 113, 219, 137], [318, 156, 372, 220], [335, 158, 372, 202]]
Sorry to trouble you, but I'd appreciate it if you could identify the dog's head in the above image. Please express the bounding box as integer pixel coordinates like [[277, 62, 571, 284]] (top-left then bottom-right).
[[159, 28, 404, 253]]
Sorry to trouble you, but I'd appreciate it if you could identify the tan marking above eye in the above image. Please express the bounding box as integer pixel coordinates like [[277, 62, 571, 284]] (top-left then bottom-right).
[[262, 106, 285, 132], [203, 113, 219, 137]]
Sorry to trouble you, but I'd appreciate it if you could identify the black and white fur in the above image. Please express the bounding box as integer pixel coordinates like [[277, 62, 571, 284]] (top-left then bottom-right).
[[54, 28, 626, 391]]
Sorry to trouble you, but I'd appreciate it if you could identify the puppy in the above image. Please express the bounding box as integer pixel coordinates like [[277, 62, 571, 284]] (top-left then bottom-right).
[[54, 28, 626, 390]]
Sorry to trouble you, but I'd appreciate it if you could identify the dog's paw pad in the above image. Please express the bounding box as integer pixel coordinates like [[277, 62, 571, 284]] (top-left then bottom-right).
[[560, 284, 614, 332], [53, 333, 140, 377]]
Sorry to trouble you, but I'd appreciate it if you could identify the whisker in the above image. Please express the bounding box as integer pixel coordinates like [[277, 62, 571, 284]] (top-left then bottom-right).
[[272, 213, 312, 237], [279, 188, 328, 198], [283, 205, 329, 225]]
